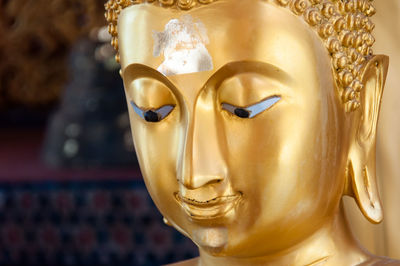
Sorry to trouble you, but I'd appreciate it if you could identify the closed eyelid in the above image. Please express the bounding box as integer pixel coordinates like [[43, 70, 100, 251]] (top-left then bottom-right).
[[222, 96, 281, 118], [205, 61, 295, 91], [130, 101, 175, 122]]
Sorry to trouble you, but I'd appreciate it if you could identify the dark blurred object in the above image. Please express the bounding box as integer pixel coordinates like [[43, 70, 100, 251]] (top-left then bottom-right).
[[0, 0, 105, 107], [0, 122, 198, 266], [0, 180, 198, 266], [42, 38, 136, 168], [0, 128, 139, 181], [0, 106, 49, 128]]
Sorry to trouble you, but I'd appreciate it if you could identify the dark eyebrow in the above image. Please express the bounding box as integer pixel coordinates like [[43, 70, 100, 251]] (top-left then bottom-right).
[[204, 60, 295, 89]]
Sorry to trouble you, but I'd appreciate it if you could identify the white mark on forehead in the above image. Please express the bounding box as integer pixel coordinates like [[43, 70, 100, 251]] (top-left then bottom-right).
[[152, 15, 213, 76]]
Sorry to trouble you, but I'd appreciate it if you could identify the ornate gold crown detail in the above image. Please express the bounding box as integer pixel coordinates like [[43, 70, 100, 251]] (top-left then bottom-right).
[[105, 0, 376, 112]]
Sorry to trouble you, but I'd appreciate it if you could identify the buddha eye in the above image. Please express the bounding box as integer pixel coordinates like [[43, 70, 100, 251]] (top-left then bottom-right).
[[222, 96, 280, 118], [130, 101, 175, 122]]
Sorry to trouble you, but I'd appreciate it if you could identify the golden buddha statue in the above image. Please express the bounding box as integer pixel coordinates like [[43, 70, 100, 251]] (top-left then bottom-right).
[[104, 0, 399, 265]]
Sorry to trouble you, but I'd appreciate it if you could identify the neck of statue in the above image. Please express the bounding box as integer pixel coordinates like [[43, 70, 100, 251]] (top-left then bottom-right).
[[197, 200, 372, 266]]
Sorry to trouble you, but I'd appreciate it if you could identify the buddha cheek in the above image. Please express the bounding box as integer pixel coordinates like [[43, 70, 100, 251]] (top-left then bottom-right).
[[222, 100, 327, 218], [130, 118, 183, 217]]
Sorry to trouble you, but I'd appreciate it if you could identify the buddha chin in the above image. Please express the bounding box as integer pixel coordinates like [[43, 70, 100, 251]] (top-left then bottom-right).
[[192, 227, 228, 255]]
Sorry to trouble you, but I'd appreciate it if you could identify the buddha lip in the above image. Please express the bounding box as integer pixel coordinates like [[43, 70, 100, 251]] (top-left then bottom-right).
[[173, 191, 242, 220]]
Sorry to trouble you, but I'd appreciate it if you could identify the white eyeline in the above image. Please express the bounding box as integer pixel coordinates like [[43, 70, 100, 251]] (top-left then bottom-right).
[[152, 15, 213, 76], [245, 96, 281, 117], [130, 101, 174, 120], [222, 96, 281, 118]]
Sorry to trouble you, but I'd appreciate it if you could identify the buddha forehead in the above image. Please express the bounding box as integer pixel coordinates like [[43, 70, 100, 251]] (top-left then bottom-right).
[[107, 0, 376, 111], [118, 1, 329, 89]]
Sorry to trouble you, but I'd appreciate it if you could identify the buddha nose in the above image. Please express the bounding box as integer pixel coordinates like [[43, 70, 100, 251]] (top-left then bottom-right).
[[179, 93, 226, 190]]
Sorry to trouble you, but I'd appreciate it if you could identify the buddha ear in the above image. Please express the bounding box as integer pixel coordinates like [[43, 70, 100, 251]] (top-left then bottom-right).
[[347, 55, 389, 224]]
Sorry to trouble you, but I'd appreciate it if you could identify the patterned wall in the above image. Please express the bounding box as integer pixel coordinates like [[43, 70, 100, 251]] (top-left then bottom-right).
[[0, 181, 198, 266]]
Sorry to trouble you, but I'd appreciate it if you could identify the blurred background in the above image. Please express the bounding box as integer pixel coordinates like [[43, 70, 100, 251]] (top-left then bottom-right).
[[0, 1, 197, 265], [0, 0, 398, 265]]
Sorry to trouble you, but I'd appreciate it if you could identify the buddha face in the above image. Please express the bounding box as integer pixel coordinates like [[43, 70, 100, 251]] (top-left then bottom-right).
[[118, 0, 349, 258]]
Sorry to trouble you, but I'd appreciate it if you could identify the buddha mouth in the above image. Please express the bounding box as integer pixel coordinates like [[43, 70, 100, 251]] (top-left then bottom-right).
[[173, 191, 242, 220]]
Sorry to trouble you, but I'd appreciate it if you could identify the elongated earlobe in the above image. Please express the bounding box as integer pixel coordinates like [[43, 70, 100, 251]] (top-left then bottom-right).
[[347, 156, 382, 224], [347, 55, 389, 224]]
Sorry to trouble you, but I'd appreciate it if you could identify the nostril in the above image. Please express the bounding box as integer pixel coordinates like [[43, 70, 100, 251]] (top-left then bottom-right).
[[207, 178, 222, 185], [199, 176, 224, 187], [181, 175, 224, 189]]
